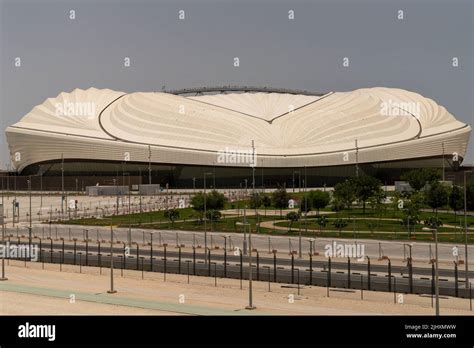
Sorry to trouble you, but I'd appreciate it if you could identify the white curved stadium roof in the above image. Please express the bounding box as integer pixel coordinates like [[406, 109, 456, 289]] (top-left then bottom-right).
[[6, 87, 471, 172]]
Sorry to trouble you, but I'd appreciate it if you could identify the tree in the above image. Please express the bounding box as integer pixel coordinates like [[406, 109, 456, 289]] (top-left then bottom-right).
[[316, 215, 328, 234], [424, 216, 443, 240], [332, 218, 348, 236], [164, 209, 180, 226], [331, 197, 345, 212], [262, 195, 272, 216], [310, 190, 330, 215], [425, 182, 449, 215], [272, 185, 289, 217], [353, 176, 382, 214], [206, 190, 227, 210], [205, 209, 221, 221], [333, 180, 356, 209], [399, 192, 424, 236], [401, 168, 441, 191], [286, 211, 300, 232], [191, 192, 205, 211], [368, 189, 387, 216], [468, 177, 474, 211], [449, 185, 463, 222], [300, 192, 313, 214], [191, 190, 226, 211], [249, 192, 262, 209]]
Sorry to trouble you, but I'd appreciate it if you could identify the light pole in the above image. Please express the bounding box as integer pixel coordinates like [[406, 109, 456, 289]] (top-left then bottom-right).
[[251, 140, 257, 234], [355, 139, 359, 178], [61, 153, 65, 220], [464, 170, 472, 288], [292, 171, 301, 193], [124, 173, 131, 247], [40, 171, 43, 210], [246, 218, 256, 310], [1, 176, 7, 281], [434, 225, 440, 315], [113, 178, 118, 215], [203, 172, 212, 264], [107, 218, 117, 294], [245, 140, 257, 310], [148, 145, 152, 184], [28, 176, 32, 250]]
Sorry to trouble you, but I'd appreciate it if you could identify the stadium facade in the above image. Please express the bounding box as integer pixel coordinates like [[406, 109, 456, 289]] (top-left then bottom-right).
[[5, 86, 472, 188]]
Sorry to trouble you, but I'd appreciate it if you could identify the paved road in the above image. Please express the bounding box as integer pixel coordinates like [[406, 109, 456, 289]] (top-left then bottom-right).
[[7, 224, 473, 266], [7, 240, 471, 299]]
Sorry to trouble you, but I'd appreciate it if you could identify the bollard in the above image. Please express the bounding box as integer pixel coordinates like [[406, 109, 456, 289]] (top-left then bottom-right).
[[326, 262, 330, 297], [291, 253, 294, 284], [367, 258, 371, 291], [240, 249, 243, 290], [178, 246, 182, 274], [163, 244, 167, 281], [214, 263, 217, 287], [267, 267, 271, 292], [393, 277, 397, 304], [328, 257, 332, 287], [150, 239, 154, 272], [224, 248, 227, 278], [208, 248, 211, 276], [408, 259, 413, 294], [59, 251, 62, 272], [186, 260, 191, 284], [454, 262, 459, 297], [193, 246, 196, 275], [256, 251, 260, 281], [79, 253, 82, 273], [136, 245, 139, 270], [297, 268, 300, 296], [431, 263, 435, 308], [388, 260, 392, 292], [73, 240, 77, 265], [273, 252, 277, 282], [85, 240, 89, 266], [61, 239, 65, 264]]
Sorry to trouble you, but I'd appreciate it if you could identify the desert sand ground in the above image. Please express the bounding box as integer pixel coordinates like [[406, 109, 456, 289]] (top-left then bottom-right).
[[0, 260, 472, 315]]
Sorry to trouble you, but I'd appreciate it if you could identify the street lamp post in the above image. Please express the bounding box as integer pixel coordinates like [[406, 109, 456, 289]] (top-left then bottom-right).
[[464, 170, 472, 288], [1, 176, 7, 281], [148, 145, 152, 184], [28, 176, 32, 251], [107, 219, 117, 294], [246, 140, 256, 309], [203, 172, 212, 265], [292, 171, 301, 193], [124, 173, 131, 247], [434, 225, 440, 315]]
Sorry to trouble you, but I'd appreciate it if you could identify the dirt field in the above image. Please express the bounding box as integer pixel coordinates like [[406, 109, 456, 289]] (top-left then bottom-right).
[[0, 260, 472, 315]]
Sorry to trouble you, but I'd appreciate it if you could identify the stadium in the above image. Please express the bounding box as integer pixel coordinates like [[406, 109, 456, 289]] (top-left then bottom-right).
[[4, 86, 472, 189]]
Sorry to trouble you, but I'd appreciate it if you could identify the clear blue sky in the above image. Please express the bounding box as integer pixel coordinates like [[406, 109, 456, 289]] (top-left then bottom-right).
[[1, 0, 473, 169]]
